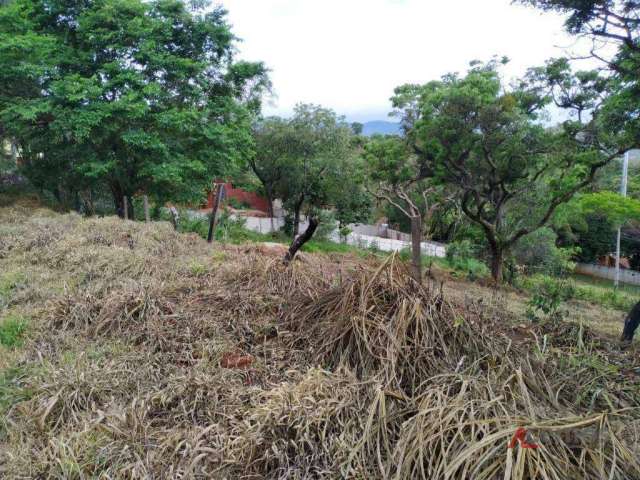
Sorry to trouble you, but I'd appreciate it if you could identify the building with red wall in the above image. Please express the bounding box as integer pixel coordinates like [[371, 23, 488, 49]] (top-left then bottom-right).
[[206, 182, 270, 214]]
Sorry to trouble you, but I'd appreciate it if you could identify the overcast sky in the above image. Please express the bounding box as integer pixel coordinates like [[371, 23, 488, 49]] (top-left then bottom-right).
[[217, 0, 578, 122]]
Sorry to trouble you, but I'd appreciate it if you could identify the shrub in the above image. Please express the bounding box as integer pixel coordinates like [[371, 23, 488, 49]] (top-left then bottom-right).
[[445, 240, 475, 263], [525, 277, 574, 323], [445, 240, 489, 280], [513, 228, 577, 276]]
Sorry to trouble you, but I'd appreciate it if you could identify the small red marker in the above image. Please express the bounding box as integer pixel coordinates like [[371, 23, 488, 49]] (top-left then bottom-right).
[[508, 427, 539, 449]]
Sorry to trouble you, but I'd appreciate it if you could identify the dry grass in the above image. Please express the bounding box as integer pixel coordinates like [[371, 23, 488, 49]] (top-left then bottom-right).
[[1, 203, 639, 479]]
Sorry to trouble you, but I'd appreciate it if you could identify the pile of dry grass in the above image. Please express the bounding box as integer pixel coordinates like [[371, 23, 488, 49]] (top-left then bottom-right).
[[2, 207, 640, 479], [272, 255, 640, 479]]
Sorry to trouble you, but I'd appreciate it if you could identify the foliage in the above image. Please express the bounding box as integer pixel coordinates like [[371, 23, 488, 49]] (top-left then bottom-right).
[[391, 58, 628, 282], [252, 104, 364, 248], [579, 191, 640, 227], [517, 0, 640, 156], [0, 0, 269, 214], [313, 210, 338, 241], [513, 227, 577, 275], [250, 117, 291, 215], [519, 273, 638, 312], [444, 240, 490, 280], [364, 135, 448, 235], [525, 277, 573, 323]]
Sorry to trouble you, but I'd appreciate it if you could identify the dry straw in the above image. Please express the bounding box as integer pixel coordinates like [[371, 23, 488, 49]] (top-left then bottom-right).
[[1, 207, 639, 479]]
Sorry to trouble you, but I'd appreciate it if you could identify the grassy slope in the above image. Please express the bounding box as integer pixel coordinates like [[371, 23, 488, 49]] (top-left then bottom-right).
[[1, 199, 640, 478]]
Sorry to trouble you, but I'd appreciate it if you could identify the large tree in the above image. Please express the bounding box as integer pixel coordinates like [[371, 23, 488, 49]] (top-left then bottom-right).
[[392, 59, 629, 283], [0, 0, 269, 215], [250, 117, 290, 219], [250, 105, 362, 262], [364, 134, 449, 281]]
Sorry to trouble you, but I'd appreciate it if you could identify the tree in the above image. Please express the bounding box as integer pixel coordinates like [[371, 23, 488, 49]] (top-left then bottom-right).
[[0, 0, 269, 216], [250, 105, 358, 263], [250, 117, 290, 219], [579, 191, 640, 226], [392, 59, 628, 283], [364, 135, 449, 282], [517, 0, 640, 146]]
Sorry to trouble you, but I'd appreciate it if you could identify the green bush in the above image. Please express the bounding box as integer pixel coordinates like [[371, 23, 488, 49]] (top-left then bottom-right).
[[513, 228, 577, 276], [445, 240, 475, 263], [525, 276, 574, 322], [519, 273, 636, 312], [445, 240, 489, 280]]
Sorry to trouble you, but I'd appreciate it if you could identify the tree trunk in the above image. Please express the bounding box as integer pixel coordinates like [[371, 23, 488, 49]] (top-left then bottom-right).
[[490, 246, 504, 284], [410, 215, 422, 283], [110, 182, 125, 218], [265, 188, 275, 232], [292, 195, 304, 237], [621, 300, 640, 344], [284, 216, 318, 264], [143, 195, 150, 222]]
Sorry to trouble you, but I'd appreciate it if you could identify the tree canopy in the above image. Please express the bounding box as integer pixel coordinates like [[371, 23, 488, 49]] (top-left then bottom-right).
[[0, 0, 269, 214], [390, 59, 628, 282]]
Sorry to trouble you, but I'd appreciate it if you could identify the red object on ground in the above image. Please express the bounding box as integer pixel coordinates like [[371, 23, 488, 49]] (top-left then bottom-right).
[[207, 182, 270, 213], [508, 427, 539, 449], [220, 352, 254, 369]]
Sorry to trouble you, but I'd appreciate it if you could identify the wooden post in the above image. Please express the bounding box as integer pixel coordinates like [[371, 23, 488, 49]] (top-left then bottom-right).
[[207, 183, 225, 243], [168, 205, 179, 230], [143, 195, 150, 222], [123, 196, 128, 220], [411, 215, 422, 283]]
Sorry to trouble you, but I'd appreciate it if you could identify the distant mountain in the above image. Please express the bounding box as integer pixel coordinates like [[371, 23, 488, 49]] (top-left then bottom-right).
[[361, 121, 401, 136]]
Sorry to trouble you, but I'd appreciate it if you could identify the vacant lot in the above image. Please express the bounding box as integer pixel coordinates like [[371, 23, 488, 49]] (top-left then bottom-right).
[[1, 201, 639, 479]]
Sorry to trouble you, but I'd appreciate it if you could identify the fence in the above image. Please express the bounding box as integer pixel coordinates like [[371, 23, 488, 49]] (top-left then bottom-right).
[[575, 263, 640, 286]]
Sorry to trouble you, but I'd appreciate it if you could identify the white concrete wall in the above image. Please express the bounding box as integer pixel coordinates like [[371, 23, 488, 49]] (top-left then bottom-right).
[[328, 231, 445, 257], [237, 216, 447, 257], [575, 263, 640, 286], [241, 216, 285, 233], [189, 211, 447, 258]]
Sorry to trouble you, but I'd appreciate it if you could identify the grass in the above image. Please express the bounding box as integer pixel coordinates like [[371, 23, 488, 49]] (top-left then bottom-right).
[[520, 272, 638, 312], [0, 271, 26, 307], [571, 272, 640, 295], [0, 366, 32, 439], [1, 199, 640, 478], [0, 315, 28, 348]]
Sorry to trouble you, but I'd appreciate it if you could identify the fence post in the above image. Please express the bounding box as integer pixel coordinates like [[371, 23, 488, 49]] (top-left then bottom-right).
[[207, 183, 225, 243], [143, 195, 150, 222], [123, 196, 128, 220], [411, 216, 422, 283], [169, 206, 179, 230]]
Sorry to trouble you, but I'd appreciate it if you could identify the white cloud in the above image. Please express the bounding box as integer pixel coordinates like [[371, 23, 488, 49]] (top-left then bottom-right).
[[218, 0, 578, 121]]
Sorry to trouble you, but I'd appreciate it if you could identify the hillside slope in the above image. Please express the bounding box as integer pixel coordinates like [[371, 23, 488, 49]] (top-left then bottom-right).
[[1, 203, 639, 478]]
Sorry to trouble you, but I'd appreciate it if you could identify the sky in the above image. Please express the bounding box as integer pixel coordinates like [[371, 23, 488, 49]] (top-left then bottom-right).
[[217, 0, 580, 123]]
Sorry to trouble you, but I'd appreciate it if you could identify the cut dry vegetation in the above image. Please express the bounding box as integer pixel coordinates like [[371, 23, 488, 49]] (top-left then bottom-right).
[[0, 201, 639, 479]]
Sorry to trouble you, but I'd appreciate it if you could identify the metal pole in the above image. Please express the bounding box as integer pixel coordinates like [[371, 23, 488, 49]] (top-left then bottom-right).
[[614, 150, 630, 288]]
